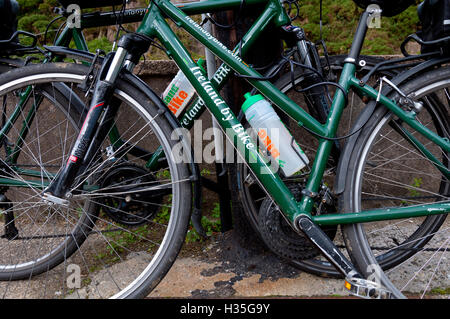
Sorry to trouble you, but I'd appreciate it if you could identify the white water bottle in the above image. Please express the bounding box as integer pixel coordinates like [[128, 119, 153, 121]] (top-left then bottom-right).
[[242, 92, 309, 176], [162, 59, 205, 117]]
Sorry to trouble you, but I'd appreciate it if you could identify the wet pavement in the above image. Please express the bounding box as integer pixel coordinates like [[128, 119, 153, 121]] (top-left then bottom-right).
[[148, 231, 348, 298]]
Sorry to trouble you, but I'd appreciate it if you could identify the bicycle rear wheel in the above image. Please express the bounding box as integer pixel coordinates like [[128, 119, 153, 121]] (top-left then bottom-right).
[[0, 63, 192, 298], [341, 66, 450, 298], [229, 55, 396, 277]]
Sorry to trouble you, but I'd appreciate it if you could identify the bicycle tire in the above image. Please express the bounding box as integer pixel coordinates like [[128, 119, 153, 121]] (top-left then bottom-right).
[[341, 66, 450, 298], [0, 62, 192, 298]]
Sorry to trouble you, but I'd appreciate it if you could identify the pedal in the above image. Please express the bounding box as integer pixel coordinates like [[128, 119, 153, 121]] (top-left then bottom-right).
[[344, 277, 392, 299]]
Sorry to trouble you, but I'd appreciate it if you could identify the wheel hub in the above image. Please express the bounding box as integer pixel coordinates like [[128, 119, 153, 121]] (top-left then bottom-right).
[[98, 163, 164, 226]]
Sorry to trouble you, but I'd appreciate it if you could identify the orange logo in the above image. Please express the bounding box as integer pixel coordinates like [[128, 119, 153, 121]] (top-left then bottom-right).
[[168, 90, 188, 114], [258, 129, 280, 159]]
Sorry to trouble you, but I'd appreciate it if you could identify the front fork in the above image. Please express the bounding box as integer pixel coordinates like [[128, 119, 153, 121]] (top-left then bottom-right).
[[43, 34, 150, 201]]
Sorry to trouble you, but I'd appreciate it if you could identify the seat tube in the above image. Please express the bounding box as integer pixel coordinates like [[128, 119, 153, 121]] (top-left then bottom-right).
[[295, 10, 372, 215], [346, 8, 372, 63]]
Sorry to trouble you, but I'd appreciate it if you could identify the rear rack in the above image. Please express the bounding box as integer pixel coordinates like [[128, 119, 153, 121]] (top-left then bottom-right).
[[0, 30, 38, 55], [401, 32, 450, 57]]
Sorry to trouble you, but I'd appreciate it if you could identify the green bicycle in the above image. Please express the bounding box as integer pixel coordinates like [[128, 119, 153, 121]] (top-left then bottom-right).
[[0, 0, 412, 280], [0, 0, 447, 298]]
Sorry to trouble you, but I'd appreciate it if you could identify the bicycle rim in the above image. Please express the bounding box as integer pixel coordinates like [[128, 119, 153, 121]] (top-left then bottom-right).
[[343, 67, 450, 298], [0, 63, 191, 298]]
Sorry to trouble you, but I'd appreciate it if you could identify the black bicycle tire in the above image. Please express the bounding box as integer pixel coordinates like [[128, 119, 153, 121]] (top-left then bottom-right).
[[0, 63, 192, 299], [341, 66, 450, 298]]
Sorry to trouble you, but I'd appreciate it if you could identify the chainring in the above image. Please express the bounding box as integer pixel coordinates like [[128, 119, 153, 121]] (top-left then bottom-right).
[[258, 183, 338, 261], [99, 163, 163, 226]]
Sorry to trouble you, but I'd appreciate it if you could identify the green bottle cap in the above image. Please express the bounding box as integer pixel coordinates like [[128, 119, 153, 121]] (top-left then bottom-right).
[[241, 92, 264, 112]]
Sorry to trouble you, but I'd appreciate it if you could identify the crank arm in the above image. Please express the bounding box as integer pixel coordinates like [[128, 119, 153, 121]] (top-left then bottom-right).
[[295, 216, 359, 276], [295, 215, 393, 299]]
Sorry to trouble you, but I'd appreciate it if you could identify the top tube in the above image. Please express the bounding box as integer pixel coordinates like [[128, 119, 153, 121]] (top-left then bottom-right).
[[79, 7, 148, 28], [176, 0, 270, 15]]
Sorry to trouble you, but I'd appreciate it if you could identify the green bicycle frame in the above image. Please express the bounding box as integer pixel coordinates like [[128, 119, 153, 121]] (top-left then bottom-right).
[[1, 0, 448, 227], [134, 0, 450, 226]]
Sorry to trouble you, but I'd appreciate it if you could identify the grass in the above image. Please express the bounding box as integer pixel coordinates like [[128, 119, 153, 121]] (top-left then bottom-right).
[[408, 177, 423, 197], [429, 287, 450, 295], [93, 213, 158, 264], [292, 0, 421, 56], [15, 0, 423, 58], [185, 201, 222, 243]]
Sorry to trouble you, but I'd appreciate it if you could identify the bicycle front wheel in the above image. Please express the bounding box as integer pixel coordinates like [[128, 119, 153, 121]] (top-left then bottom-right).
[[0, 63, 192, 298], [341, 66, 450, 298]]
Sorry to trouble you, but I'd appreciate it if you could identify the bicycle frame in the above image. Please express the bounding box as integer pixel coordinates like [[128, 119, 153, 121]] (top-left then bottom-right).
[[0, 0, 437, 287], [52, 6, 147, 49], [130, 0, 450, 227], [4, 0, 450, 228]]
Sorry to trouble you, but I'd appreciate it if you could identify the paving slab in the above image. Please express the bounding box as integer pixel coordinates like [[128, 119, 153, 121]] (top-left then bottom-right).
[[148, 231, 349, 298]]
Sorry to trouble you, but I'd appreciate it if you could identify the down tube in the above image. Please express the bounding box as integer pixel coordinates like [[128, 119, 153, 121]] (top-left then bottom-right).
[[150, 18, 305, 222]]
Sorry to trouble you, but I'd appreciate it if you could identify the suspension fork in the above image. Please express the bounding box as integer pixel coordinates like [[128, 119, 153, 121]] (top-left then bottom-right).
[[43, 33, 151, 201]]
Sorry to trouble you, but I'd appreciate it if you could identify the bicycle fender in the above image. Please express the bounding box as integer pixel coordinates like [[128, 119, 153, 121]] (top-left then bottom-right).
[[334, 56, 450, 195], [44, 46, 103, 64]]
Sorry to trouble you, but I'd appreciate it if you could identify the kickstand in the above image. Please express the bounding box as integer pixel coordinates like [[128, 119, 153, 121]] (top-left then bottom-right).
[[0, 194, 18, 240]]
